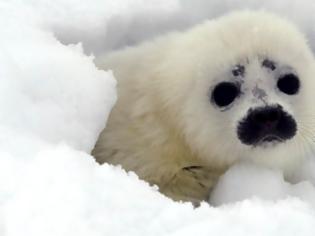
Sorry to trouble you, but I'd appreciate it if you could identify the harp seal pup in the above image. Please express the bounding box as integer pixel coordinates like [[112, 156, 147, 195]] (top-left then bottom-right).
[[92, 11, 315, 203]]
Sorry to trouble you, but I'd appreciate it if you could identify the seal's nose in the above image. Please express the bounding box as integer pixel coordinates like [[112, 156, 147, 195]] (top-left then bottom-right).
[[249, 106, 281, 130], [237, 105, 297, 146]]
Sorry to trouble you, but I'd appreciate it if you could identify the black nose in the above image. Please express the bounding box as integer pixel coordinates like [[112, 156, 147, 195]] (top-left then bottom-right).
[[237, 105, 297, 146], [250, 106, 281, 129]]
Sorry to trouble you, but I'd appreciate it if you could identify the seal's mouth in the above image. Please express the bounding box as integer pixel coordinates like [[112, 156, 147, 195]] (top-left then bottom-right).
[[261, 135, 282, 142], [256, 135, 283, 147]]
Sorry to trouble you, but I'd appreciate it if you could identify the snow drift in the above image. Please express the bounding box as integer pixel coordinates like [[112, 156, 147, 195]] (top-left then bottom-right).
[[1, 0, 315, 235]]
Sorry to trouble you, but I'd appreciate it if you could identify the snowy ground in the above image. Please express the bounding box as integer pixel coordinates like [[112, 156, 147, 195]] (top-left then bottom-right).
[[1, 1, 315, 235]]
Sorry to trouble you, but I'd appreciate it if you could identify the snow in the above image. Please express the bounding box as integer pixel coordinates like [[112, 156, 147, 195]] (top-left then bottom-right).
[[210, 162, 315, 207], [1, 0, 315, 235]]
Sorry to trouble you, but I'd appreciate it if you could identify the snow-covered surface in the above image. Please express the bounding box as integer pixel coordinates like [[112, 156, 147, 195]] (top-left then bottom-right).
[[1, 0, 315, 235]]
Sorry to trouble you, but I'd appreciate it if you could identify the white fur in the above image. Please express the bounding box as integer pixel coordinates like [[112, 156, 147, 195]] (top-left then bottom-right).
[[93, 11, 315, 202]]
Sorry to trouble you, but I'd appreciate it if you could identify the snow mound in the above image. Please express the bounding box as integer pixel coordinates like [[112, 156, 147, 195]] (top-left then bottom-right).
[[210, 162, 315, 207], [1, 1, 315, 236], [0, 3, 117, 151]]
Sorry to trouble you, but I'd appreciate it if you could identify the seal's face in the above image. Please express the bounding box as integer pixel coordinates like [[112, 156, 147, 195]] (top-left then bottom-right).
[[175, 12, 315, 171], [198, 54, 315, 170], [210, 57, 299, 148], [183, 54, 315, 171]]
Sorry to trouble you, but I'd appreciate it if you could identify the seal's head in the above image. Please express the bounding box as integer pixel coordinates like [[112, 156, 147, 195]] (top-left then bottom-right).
[[173, 11, 315, 171]]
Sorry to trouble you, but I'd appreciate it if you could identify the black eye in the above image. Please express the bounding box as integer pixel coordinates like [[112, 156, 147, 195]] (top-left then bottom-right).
[[211, 82, 240, 107], [262, 59, 276, 70], [277, 74, 300, 95]]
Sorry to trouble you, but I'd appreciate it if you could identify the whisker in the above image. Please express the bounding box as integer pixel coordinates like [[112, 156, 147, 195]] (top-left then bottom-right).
[[299, 124, 315, 141], [296, 124, 315, 156]]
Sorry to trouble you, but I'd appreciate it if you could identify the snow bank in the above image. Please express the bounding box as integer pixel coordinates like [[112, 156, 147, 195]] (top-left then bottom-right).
[[210, 162, 315, 207], [1, 0, 315, 236], [0, 2, 117, 151], [76, 0, 315, 55]]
